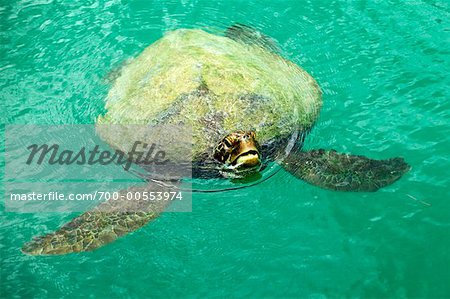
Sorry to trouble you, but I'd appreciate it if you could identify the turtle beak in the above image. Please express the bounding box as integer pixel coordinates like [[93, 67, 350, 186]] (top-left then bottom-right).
[[214, 131, 262, 176], [229, 132, 261, 170], [233, 151, 260, 168]]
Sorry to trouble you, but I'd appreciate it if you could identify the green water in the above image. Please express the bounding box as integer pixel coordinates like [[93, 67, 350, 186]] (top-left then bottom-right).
[[1, 0, 449, 298]]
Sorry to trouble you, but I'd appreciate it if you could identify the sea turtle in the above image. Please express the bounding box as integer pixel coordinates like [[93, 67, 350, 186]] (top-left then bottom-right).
[[22, 25, 410, 255]]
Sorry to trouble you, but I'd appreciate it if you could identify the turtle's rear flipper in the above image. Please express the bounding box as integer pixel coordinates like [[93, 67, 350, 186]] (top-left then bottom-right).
[[225, 24, 279, 53], [282, 150, 410, 192], [22, 182, 178, 255], [104, 58, 133, 84]]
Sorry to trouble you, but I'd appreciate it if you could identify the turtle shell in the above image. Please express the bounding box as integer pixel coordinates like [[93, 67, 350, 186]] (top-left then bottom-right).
[[98, 29, 322, 174]]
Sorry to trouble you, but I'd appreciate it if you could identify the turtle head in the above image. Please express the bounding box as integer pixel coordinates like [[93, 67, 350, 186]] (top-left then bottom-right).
[[213, 131, 261, 177]]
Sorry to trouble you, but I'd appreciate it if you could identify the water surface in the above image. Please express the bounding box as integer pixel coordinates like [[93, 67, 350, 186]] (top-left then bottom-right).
[[1, 0, 449, 298]]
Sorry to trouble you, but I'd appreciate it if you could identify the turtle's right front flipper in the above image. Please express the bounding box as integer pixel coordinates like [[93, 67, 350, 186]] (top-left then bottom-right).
[[22, 182, 179, 255], [282, 150, 410, 192]]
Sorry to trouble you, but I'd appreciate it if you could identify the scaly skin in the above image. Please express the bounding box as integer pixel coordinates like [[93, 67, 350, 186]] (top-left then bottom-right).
[[22, 183, 174, 255], [283, 150, 411, 192]]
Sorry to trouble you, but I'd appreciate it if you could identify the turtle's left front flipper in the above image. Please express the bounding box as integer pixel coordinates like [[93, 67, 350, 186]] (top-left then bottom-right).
[[22, 182, 179, 255], [282, 150, 410, 192]]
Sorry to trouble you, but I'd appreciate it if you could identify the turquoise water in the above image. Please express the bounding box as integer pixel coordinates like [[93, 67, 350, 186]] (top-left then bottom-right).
[[1, 0, 450, 298]]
